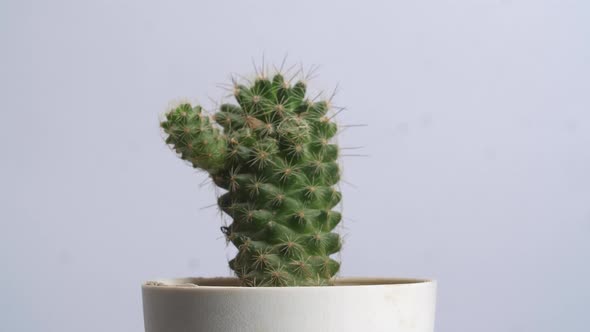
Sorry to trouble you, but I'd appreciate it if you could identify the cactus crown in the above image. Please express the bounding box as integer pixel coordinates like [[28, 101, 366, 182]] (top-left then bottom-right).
[[161, 68, 342, 286]]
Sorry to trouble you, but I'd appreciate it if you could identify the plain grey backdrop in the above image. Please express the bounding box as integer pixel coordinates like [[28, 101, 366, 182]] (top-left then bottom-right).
[[1, 0, 589, 331]]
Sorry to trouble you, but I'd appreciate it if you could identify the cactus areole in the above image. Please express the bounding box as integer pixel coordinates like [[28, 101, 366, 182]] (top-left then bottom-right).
[[161, 70, 343, 286]]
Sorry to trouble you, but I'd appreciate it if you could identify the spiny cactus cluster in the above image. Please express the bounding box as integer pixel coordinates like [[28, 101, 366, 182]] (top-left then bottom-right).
[[161, 68, 343, 286]]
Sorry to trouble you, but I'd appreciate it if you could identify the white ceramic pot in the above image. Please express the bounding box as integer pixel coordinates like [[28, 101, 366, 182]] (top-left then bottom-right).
[[142, 277, 436, 332]]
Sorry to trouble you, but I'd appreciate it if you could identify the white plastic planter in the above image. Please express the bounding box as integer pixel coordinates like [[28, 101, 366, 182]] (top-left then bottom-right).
[[142, 277, 436, 332]]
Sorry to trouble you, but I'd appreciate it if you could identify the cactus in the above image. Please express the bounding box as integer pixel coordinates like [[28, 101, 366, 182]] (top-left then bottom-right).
[[161, 68, 342, 286]]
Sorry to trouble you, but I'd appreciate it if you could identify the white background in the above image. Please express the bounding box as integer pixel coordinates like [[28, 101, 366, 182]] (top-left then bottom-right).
[[1, 0, 589, 331]]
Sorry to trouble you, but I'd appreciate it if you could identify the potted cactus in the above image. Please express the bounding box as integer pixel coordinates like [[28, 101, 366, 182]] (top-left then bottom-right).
[[142, 64, 437, 332]]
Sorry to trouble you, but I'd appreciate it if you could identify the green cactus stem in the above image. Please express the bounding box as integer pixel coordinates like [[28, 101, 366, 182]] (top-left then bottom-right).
[[161, 70, 342, 286]]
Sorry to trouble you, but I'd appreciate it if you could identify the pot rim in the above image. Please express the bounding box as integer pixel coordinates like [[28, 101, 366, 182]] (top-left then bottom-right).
[[143, 277, 436, 290]]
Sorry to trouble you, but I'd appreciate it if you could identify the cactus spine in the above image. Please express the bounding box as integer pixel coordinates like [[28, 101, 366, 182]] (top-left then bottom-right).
[[161, 68, 342, 286]]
